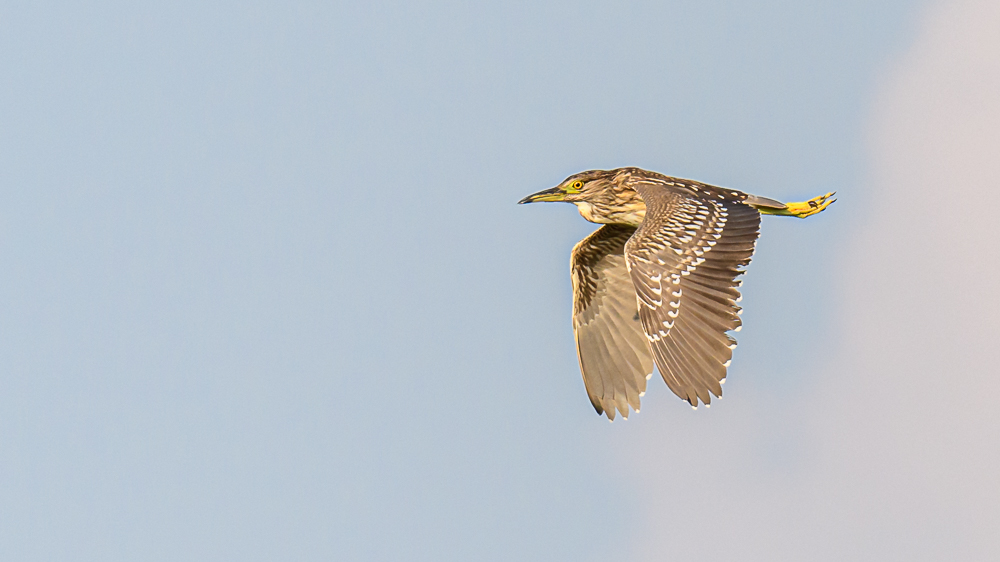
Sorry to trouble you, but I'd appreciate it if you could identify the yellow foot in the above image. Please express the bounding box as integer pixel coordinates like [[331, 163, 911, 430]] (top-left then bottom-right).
[[763, 192, 836, 218]]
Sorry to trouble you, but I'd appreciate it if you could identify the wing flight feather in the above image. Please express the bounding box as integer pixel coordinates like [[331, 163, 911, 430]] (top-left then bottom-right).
[[623, 177, 761, 407], [571, 224, 655, 419]]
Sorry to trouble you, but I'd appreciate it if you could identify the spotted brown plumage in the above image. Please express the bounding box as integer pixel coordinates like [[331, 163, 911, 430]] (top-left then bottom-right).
[[519, 167, 834, 419], [624, 177, 759, 408]]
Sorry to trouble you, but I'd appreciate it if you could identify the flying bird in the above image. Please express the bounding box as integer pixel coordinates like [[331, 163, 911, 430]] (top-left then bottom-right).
[[519, 167, 833, 420]]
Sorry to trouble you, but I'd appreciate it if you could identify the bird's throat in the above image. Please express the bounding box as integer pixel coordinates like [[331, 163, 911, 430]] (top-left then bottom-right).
[[574, 202, 597, 223], [574, 201, 646, 226]]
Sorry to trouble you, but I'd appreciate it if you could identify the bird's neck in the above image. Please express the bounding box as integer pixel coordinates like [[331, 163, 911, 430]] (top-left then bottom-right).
[[574, 201, 647, 227]]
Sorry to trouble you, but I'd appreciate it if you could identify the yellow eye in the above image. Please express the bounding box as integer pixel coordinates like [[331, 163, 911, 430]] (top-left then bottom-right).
[[570, 180, 584, 190]]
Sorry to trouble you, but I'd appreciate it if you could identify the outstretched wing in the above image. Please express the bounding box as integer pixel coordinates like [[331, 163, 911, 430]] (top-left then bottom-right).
[[623, 178, 761, 407], [571, 224, 655, 420]]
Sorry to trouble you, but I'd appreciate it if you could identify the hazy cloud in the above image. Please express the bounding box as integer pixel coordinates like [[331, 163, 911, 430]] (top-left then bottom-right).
[[629, 0, 1000, 559]]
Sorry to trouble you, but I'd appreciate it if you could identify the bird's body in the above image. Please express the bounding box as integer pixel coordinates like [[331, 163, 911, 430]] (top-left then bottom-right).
[[520, 167, 833, 420]]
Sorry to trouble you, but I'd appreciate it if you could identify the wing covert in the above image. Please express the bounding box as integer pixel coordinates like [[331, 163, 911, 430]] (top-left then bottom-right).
[[623, 178, 761, 407]]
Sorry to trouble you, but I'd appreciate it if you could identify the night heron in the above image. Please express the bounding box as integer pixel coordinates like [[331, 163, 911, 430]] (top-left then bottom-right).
[[519, 167, 833, 420]]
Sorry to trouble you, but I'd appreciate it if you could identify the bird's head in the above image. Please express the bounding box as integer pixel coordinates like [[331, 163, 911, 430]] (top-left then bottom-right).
[[518, 168, 646, 225], [518, 170, 614, 204]]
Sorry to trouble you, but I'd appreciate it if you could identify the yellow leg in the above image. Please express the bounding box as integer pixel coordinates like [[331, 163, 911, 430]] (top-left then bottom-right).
[[759, 192, 836, 218]]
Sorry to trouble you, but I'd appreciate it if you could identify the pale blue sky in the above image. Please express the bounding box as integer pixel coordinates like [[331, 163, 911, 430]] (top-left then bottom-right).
[[2, 1, 971, 560]]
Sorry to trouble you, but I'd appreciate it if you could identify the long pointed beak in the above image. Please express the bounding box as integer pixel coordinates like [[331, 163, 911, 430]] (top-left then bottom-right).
[[518, 186, 566, 204]]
